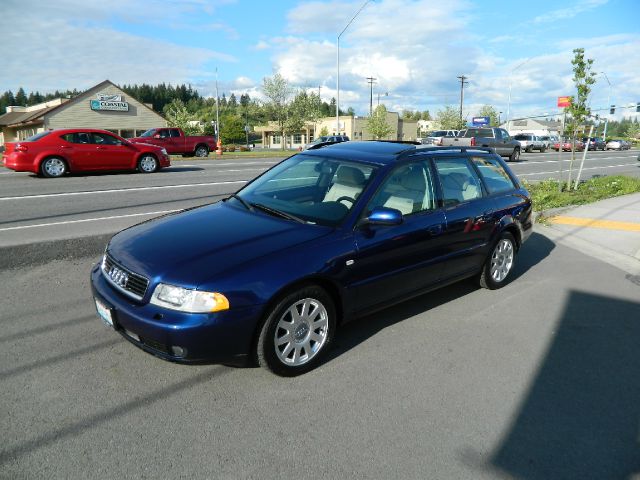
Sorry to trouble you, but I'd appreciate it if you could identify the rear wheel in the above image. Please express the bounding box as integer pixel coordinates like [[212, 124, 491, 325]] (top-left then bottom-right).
[[194, 145, 209, 157], [257, 285, 335, 376], [138, 154, 158, 173], [479, 232, 517, 289], [540, 145, 547, 153], [40, 157, 67, 178]]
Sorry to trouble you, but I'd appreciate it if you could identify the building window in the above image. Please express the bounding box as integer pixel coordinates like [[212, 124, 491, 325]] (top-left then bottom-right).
[[120, 130, 135, 138], [293, 134, 302, 144], [272, 135, 281, 144]]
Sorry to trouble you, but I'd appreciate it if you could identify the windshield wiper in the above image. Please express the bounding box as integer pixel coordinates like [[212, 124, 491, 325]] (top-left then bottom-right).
[[251, 203, 306, 224], [226, 193, 254, 212]]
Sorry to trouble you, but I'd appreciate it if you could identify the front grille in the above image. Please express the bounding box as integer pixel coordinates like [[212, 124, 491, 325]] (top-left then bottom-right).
[[140, 337, 171, 355], [102, 254, 149, 300]]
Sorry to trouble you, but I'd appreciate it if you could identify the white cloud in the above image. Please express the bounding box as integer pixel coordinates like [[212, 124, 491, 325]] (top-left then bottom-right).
[[253, 40, 271, 51], [533, 0, 609, 24]]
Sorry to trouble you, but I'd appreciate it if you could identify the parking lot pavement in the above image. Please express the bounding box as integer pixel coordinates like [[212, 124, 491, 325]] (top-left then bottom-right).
[[540, 192, 640, 275]]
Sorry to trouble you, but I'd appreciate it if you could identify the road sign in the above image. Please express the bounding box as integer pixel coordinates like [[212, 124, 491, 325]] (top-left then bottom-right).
[[471, 116, 490, 126], [557, 96, 571, 108]]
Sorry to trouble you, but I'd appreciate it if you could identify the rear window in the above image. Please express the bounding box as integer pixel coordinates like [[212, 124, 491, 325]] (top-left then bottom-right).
[[471, 156, 517, 194], [25, 131, 52, 142], [463, 128, 494, 138], [430, 131, 446, 137], [514, 134, 532, 140]]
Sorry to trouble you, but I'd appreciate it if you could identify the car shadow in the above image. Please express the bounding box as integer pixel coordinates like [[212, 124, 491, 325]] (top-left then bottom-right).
[[27, 167, 204, 179], [325, 231, 555, 365], [488, 289, 640, 479]]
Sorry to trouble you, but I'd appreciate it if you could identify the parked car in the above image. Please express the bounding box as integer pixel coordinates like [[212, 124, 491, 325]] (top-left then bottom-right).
[[553, 138, 585, 152], [606, 139, 630, 150], [304, 135, 349, 150], [582, 137, 606, 151], [1, 129, 170, 177], [513, 133, 547, 152], [441, 127, 522, 161], [131, 127, 216, 157], [421, 130, 458, 146], [91, 141, 532, 376]]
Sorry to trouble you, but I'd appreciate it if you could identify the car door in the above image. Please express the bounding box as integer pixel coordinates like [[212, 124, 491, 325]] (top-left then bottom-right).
[[433, 156, 497, 281], [167, 128, 183, 154], [348, 160, 448, 313], [57, 132, 98, 170], [90, 132, 134, 169]]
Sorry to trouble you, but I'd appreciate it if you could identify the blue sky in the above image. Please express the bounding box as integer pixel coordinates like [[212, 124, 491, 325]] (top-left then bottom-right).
[[2, 0, 639, 121]]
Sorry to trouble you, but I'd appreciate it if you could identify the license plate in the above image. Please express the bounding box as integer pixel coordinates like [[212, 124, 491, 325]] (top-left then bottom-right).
[[95, 298, 113, 327]]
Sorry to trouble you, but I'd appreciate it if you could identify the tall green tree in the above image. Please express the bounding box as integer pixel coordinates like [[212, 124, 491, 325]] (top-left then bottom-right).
[[262, 73, 292, 149], [164, 99, 200, 135], [566, 47, 596, 189], [435, 105, 466, 130], [366, 104, 394, 139], [477, 105, 501, 126]]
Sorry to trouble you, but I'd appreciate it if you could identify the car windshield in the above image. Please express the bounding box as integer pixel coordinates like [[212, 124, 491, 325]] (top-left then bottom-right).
[[514, 134, 531, 140], [234, 154, 377, 227], [24, 131, 52, 142], [310, 136, 329, 144], [139, 129, 157, 137]]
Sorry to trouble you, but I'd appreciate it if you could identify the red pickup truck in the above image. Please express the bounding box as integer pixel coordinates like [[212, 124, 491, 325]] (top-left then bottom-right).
[[132, 128, 216, 157]]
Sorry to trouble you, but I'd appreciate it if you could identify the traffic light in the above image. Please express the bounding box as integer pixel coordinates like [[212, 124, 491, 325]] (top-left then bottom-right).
[[610, 105, 615, 114]]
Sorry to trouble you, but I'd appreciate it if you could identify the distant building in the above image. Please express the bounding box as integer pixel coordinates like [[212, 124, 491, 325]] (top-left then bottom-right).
[[254, 111, 418, 149], [0, 80, 166, 146], [503, 118, 562, 136]]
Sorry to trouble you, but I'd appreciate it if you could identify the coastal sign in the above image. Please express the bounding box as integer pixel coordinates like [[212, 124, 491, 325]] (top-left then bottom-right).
[[90, 94, 129, 112]]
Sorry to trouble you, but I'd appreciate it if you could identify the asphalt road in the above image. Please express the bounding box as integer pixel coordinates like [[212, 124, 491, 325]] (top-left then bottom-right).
[[1, 232, 639, 479], [1, 149, 638, 250]]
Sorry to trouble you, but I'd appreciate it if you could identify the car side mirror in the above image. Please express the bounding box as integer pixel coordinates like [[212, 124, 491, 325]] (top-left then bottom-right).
[[359, 207, 403, 227]]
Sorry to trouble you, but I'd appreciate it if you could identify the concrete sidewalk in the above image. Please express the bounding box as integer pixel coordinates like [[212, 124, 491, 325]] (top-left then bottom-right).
[[536, 192, 640, 276]]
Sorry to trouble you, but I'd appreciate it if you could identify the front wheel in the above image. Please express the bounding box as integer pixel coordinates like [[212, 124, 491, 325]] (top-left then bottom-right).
[[509, 148, 521, 162], [479, 232, 517, 290], [257, 286, 336, 376], [138, 155, 158, 173], [540, 146, 547, 153]]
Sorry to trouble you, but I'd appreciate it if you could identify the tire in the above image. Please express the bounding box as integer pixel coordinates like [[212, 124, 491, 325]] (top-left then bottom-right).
[[40, 157, 67, 178], [526, 145, 533, 153], [479, 232, 517, 290], [194, 145, 209, 158], [138, 154, 158, 173], [509, 148, 520, 162], [257, 285, 336, 376], [540, 146, 547, 153]]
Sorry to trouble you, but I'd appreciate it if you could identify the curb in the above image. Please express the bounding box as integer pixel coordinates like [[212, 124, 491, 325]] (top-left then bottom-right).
[[0, 233, 112, 271]]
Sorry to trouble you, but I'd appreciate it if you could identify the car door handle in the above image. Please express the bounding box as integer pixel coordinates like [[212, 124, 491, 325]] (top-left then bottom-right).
[[60, 145, 71, 149], [95, 146, 106, 150]]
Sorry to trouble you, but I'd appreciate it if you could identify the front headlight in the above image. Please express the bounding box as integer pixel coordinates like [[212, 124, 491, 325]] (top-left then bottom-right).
[[150, 283, 230, 313]]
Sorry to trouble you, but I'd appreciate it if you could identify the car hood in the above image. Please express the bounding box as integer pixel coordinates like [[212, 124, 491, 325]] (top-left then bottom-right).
[[106, 202, 332, 288]]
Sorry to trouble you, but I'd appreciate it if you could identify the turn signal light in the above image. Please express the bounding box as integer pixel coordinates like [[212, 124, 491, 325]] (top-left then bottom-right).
[[470, 137, 477, 146]]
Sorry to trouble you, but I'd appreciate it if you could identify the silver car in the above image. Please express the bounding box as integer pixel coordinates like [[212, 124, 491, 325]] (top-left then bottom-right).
[[605, 139, 629, 150]]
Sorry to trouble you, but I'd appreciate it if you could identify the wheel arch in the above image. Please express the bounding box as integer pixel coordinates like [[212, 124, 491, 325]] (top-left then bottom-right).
[[38, 154, 71, 174], [249, 275, 345, 361], [194, 143, 209, 154]]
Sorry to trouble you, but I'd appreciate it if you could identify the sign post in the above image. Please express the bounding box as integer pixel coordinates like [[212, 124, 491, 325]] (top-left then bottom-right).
[[557, 96, 571, 191]]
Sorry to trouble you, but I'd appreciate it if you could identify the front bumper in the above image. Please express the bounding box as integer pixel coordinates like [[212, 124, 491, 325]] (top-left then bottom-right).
[[90, 263, 263, 365]]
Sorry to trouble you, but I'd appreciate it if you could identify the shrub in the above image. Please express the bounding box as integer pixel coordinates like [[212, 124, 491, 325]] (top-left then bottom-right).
[[227, 145, 236, 152]]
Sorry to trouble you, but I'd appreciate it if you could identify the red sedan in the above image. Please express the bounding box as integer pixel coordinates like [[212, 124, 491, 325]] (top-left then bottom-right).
[[553, 138, 585, 152], [2, 128, 171, 178]]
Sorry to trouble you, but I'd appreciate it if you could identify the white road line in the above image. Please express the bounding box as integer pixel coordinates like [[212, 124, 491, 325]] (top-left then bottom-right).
[[518, 163, 637, 177], [0, 210, 181, 232], [512, 155, 632, 166], [0, 180, 248, 201]]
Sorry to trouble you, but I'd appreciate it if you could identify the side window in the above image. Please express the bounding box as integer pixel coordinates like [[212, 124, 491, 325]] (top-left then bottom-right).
[[92, 132, 121, 145], [500, 129, 511, 140], [434, 157, 483, 206], [72, 132, 92, 144], [367, 161, 436, 216], [169, 129, 180, 137], [60, 133, 75, 143], [158, 129, 170, 138], [472, 156, 517, 194]]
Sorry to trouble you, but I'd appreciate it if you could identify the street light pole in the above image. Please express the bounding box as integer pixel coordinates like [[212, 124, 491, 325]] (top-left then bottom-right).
[[336, 0, 371, 133], [506, 58, 531, 132], [599, 71, 612, 140]]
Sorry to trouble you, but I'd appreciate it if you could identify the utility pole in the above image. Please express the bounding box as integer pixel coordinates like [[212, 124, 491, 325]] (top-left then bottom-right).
[[457, 75, 468, 125], [367, 76, 377, 116]]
